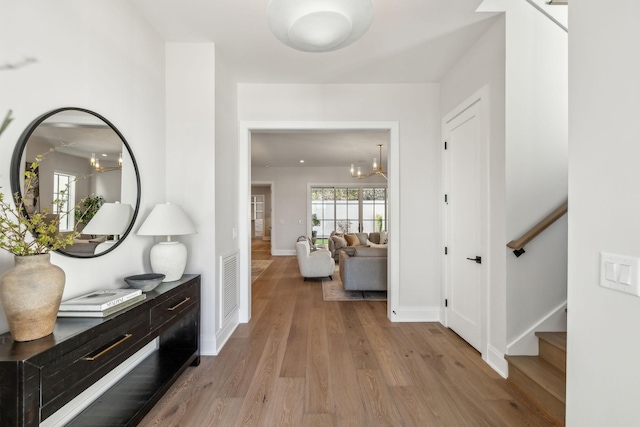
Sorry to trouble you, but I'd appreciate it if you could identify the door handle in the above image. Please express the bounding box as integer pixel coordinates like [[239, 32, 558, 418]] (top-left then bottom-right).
[[466, 256, 482, 264]]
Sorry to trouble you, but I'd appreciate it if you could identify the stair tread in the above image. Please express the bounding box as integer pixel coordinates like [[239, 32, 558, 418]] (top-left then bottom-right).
[[536, 332, 567, 352], [506, 355, 566, 403]]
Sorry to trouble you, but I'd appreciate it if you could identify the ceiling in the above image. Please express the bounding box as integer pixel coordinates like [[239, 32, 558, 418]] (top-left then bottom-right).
[[131, 0, 500, 167], [133, 0, 498, 84], [251, 130, 389, 169]]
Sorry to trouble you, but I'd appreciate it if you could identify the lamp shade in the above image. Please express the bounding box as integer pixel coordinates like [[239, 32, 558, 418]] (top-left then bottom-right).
[[267, 0, 374, 52], [137, 203, 196, 282], [136, 203, 196, 237], [82, 202, 133, 236]]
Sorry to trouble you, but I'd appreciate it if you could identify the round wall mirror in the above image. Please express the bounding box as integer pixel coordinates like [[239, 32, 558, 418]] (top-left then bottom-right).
[[10, 107, 141, 258]]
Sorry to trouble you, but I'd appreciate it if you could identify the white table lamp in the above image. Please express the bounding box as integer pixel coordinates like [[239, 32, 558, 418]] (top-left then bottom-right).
[[137, 203, 197, 282], [81, 202, 133, 254]]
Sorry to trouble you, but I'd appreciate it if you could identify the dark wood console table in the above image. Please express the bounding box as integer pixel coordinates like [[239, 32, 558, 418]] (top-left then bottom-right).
[[0, 274, 200, 426]]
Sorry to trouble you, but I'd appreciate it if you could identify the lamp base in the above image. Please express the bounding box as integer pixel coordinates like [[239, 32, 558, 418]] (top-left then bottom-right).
[[149, 241, 187, 282]]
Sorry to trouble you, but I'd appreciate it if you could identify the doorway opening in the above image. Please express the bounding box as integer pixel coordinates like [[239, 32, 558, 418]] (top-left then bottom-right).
[[239, 121, 400, 323], [251, 182, 274, 256]]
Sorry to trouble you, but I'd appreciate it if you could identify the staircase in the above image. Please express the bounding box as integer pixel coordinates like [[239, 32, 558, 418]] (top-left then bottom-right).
[[506, 332, 566, 425]]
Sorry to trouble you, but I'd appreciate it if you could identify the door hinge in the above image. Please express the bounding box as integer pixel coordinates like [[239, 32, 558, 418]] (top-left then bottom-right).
[[445, 247, 448, 255], [445, 299, 448, 307], [444, 141, 448, 150]]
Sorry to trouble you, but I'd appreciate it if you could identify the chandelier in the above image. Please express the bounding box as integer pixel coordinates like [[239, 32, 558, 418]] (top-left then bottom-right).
[[90, 152, 122, 173], [267, 0, 374, 53], [350, 144, 387, 180]]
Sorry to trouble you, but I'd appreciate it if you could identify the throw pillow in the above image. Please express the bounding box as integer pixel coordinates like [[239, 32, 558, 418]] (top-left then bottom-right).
[[331, 235, 347, 249], [379, 231, 388, 244], [344, 233, 361, 246]]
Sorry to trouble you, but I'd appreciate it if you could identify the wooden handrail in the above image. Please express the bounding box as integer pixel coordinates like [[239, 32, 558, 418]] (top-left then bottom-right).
[[507, 201, 568, 256]]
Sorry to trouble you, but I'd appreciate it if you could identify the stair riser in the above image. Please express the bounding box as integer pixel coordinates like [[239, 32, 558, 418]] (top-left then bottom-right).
[[539, 340, 566, 373], [508, 364, 565, 424]]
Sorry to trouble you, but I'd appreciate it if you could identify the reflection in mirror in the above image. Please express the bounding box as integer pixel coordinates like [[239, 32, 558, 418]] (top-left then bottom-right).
[[10, 108, 140, 258]]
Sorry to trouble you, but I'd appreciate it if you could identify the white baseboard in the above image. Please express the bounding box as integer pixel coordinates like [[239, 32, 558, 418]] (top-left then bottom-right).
[[272, 249, 296, 256], [212, 317, 239, 355], [485, 344, 508, 378], [507, 301, 567, 356], [201, 332, 218, 355], [390, 306, 440, 322]]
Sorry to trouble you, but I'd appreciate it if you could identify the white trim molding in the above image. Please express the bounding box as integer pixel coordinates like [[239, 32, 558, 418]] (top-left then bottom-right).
[[486, 345, 509, 378], [239, 120, 400, 325], [507, 300, 567, 356], [392, 306, 440, 322]]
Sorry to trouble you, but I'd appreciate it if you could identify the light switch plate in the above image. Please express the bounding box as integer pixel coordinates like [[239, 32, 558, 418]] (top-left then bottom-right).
[[600, 252, 640, 296]]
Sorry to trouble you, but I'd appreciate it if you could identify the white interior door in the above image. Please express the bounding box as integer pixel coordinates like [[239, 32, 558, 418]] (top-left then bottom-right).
[[444, 101, 483, 351]]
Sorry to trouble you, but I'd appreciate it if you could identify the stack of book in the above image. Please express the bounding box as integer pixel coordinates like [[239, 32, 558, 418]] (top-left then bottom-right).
[[58, 289, 146, 318]]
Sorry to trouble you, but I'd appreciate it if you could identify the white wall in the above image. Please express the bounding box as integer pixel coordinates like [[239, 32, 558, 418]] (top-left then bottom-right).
[[440, 15, 507, 368], [213, 50, 240, 349], [504, 0, 568, 347], [239, 84, 440, 319], [0, 1, 166, 333], [252, 166, 386, 254], [165, 43, 217, 353], [479, 0, 568, 352], [567, 1, 640, 425]]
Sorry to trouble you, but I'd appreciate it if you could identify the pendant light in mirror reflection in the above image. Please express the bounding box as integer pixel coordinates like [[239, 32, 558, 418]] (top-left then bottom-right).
[[137, 203, 197, 282], [90, 151, 122, 173]]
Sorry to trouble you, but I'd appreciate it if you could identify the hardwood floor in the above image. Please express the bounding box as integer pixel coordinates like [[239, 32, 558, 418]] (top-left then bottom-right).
[[139, 240, 560, 426]]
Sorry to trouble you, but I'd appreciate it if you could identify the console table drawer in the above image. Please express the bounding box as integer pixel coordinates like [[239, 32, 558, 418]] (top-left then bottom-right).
[[41, 311, 150, 413], [150, 282, 198, 330]]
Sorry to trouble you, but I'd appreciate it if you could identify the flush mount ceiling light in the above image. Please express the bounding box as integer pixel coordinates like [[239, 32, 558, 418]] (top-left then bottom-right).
[[267, 0, 374, 53]]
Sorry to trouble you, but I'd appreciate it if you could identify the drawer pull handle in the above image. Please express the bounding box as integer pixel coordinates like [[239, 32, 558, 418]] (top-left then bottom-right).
[[82, 334, 133, 361], [168, 297, 191, 311]]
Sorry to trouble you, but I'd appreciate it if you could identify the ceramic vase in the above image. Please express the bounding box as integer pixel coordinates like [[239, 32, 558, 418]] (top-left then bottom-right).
[[0, 254, 65, 342]]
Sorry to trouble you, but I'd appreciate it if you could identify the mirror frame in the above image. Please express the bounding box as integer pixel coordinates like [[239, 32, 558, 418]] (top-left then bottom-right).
[[10, 107, 141, 258]]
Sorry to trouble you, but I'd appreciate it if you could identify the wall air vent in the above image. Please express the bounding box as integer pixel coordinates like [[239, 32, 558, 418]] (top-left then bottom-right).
[[220, 251, 239, 326]]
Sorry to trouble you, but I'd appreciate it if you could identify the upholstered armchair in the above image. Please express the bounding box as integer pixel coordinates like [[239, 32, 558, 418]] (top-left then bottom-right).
[[295, 240, 334, 281]]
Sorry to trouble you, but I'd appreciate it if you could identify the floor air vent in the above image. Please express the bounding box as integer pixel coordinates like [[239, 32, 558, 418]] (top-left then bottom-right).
[[220, 251, 239, 324]]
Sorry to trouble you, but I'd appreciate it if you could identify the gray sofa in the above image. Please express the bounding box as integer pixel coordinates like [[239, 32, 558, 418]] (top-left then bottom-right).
[[339, 246, 387, 291], [328, 231, 384, 261]]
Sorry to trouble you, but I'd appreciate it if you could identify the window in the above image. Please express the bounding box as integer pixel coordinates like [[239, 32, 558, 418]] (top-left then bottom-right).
[[53, 172, 76, 232], [311, 186, 387, 238], [362, 187, 387, 233]]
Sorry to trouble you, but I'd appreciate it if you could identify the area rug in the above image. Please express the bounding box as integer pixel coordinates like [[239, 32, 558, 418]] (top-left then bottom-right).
[[322, 279, 387, 302], [251, 260, 273, 283]]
